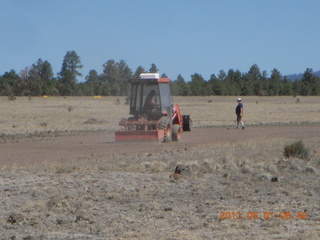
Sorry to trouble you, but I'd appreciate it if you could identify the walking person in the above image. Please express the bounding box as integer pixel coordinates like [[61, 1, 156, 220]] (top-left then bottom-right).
[[235, 98, 245, 129]]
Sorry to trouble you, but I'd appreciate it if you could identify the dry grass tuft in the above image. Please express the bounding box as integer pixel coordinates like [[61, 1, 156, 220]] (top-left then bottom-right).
[[283, 140, 309, 159], [67, 105, 74, 112]]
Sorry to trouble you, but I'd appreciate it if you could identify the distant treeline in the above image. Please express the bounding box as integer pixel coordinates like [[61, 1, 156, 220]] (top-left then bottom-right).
[[1, 51, 320, 97]]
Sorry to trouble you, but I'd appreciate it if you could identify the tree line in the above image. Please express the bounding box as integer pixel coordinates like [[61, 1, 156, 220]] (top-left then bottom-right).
[[1, 50, 320, 97]]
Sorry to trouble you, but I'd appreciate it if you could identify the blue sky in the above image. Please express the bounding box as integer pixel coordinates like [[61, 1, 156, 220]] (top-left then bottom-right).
[[1, 0, 320, 82]]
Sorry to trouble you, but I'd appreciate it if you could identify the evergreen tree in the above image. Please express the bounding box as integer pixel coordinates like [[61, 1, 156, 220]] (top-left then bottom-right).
[[28, 58, 56, 95], [292, 80, 302, 96], [248, 64, 262, 81], [269, 68, 282, 95], [102, 59, 120, 95], [18, 67, 30, 96], [225, 69, 241, 95], [314, 76, 320, 95], [208, 74, 226, 95], [133, 66, 145, 78], [189, 73, 207, 95], [280, 76, 293, 95], [83, 69, 102, 95], [58, 51, 83, 95], [240, 64, 261, 95], [149, 63, 158, 73], [240, 74, 253, 96], [0, 70, 20, 96], [117, 60, 132, 96], [253, 70, 268, 96], [218, 70, 227, 81], [171, 74, 190, 96], [161, 73, 168, 78], [301, 68, 319, 95]]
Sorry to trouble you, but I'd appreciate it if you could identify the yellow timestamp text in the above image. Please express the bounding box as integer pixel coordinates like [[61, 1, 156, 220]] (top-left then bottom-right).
[[220, 211, 307, 220]]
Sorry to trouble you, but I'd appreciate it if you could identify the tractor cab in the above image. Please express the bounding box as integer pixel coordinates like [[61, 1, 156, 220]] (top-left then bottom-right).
[[129, 73, 173, 120]]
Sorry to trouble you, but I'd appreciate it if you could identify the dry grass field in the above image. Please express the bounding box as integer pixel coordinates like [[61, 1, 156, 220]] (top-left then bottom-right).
[[0, 96, 320, 240], [1, 96, 319, 136]]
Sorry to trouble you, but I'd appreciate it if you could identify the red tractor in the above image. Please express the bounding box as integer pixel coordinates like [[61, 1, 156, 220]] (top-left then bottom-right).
[[115, 73, 192, 142]]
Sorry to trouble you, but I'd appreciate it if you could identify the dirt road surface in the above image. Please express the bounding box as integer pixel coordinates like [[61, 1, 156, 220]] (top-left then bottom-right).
[[1, 124, 319, 167]]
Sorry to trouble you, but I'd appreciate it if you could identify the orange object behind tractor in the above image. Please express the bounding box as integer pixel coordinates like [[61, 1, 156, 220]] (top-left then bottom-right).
[[115, 73, 192, 142]]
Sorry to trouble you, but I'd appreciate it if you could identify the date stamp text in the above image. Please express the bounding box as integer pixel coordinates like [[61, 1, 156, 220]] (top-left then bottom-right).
[[220, 211, 307, 220]]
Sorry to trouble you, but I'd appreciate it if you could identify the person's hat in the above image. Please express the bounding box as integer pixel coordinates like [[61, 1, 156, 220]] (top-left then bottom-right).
[[237, 98, 242, 101]]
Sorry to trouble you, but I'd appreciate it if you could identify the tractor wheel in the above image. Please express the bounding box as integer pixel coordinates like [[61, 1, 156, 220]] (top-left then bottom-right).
[[158, 116, 172, 142], [172, 124, 181, 142]]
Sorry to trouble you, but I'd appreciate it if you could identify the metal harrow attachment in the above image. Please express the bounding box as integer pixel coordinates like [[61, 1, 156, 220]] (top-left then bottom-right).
[[115, 118, 164, 142]]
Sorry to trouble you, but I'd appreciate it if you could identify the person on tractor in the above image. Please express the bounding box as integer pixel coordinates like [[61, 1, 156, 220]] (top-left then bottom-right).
[[144, 90, 159, 110], [144, 89, 161, 120]]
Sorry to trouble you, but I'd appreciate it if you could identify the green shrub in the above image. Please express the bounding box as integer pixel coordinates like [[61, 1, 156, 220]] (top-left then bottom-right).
[[283, 140, 309, 159], [8, 94, 16, 101]]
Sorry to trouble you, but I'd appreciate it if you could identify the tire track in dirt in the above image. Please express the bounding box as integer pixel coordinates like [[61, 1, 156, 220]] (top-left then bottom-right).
[[1, 124, 319, 167]]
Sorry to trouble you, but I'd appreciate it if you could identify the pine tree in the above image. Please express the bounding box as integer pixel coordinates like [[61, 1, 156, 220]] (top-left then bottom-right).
[[58, 51, 83, 95]]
